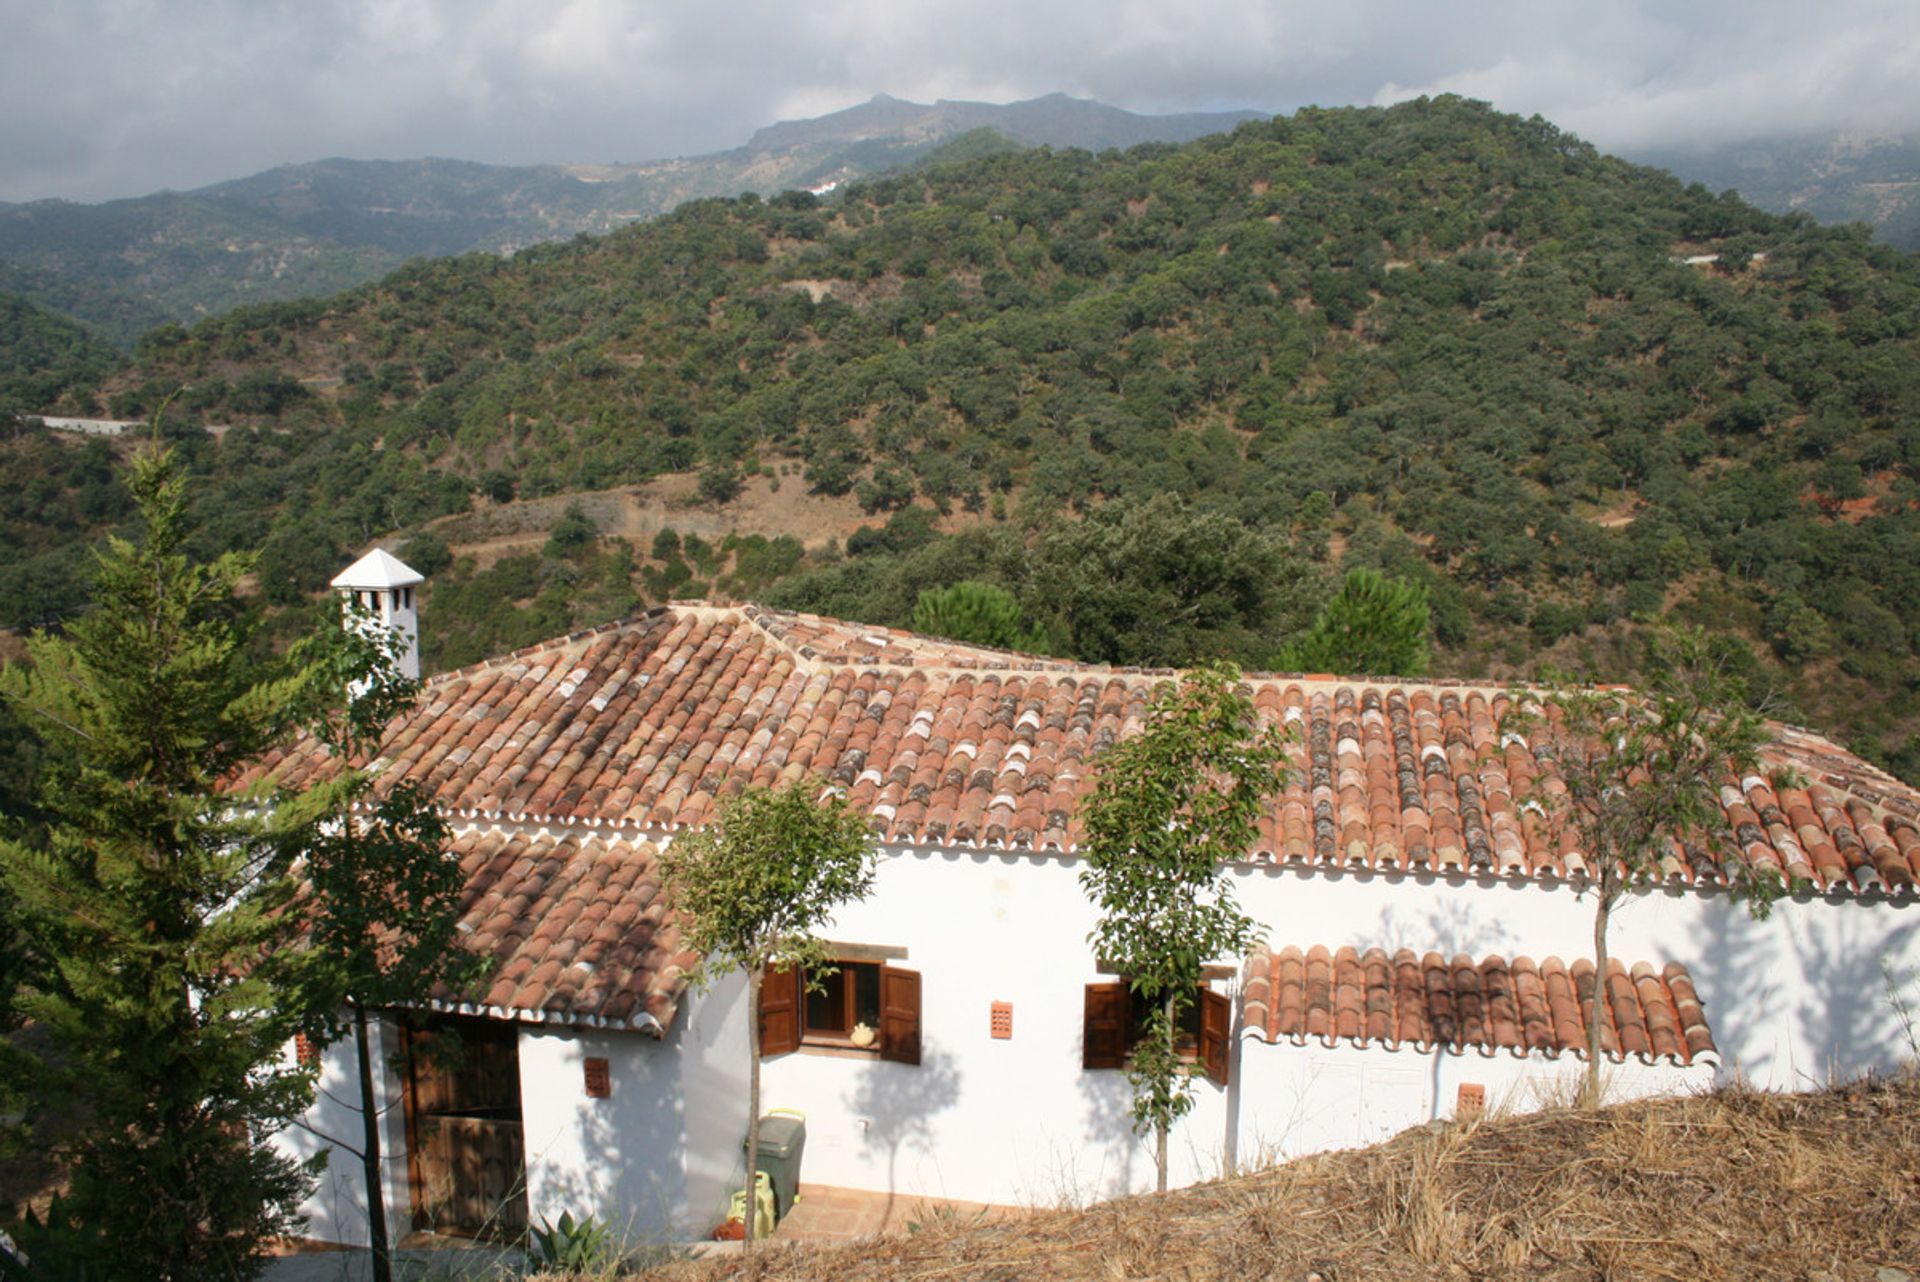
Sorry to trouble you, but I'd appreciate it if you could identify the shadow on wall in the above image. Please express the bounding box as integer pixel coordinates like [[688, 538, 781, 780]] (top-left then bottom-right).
[[1363, 894, 1501, 960], [1361, 898, 1500, 1121], [1791, 912, 1918, 1084], [1075, 1054, 1139, 1204], [845, 1042, 961, 1214], [1676, 892, 1918, 1088], [287, 1043, 376, 1247], [284, 1020, 418, 1249], [529, 978, 751, 1249], [516, 1050, 643, 1245]]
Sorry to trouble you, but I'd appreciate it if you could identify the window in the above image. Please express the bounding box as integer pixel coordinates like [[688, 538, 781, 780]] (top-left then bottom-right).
[[762, 959, 921, 1065], [805, 960, 882, 1042], [1083, 981, 1231, 1086]]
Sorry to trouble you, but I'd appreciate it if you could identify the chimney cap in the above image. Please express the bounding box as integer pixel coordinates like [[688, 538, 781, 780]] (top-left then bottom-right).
[[331, 548, 425, 590]]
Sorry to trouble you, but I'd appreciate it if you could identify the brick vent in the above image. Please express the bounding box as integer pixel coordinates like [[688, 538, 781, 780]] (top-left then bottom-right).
[[294, 1034, 320, 1069], [990, 1001, 1013, 1040]]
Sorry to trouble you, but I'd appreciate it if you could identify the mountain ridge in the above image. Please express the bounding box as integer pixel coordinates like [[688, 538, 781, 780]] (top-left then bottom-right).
[[0, 94, 1266, 347], [4, 92, 1915, 353]]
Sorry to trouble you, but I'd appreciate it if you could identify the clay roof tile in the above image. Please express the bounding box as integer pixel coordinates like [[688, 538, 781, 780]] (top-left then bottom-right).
[[1241, 943, 1711, 1064]]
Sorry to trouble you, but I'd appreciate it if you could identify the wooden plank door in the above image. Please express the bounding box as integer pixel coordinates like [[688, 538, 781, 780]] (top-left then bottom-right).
[[403, 1017, 528, 1240]]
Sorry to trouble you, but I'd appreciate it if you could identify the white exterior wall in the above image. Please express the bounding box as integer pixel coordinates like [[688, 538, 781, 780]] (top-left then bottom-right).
[[735, 846, 1919, 1210], [755, 847, 1231, 1209], [1235, 1039, 1711, 1167], [518, 969, 753, 1243], [1226, 863, 1920, 1091], [269, 834, 1920, 1238], [272, 1020, 414, 1249]]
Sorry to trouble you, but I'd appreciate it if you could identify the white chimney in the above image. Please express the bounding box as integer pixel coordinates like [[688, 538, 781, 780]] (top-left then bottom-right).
[[329, 549, 426, 680]]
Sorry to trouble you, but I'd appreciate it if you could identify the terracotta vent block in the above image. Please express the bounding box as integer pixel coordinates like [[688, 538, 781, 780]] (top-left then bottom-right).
[[584, 1057, 611, 1099], [990, 1001, 1013, 1040], [294, 1034, 320, 1069], [1456, 1082, 1485, 1117]]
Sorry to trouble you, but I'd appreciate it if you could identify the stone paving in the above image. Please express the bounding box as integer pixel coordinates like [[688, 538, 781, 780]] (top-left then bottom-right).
[[263, 1186, 1026, 1278], [262, 1236, 522, 1282], [772, 1183, 1025, 1243]]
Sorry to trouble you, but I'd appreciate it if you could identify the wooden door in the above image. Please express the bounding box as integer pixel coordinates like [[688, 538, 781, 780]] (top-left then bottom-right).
[[403, 1017, 528, 1239]]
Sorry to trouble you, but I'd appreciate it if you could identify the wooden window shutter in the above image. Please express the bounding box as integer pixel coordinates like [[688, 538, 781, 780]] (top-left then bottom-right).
[[879, 965, 922, 1065], [1083, 982, 1129, 1070], [1199, 986, 1231, 1087], [760, 964, 801, 1057]]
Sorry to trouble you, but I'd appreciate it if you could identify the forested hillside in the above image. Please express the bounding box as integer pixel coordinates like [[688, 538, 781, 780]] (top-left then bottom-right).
[[0, 95, 1255, 346], [0, 195, 404, 347], [0, 292, 119, 407], [9, 96, 1920, 780]]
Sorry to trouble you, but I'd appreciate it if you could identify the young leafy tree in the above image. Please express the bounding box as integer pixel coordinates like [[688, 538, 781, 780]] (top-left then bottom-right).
[[274, 605, 476, 1282], [1079, 664, 1288, 1193], [0, 444, 319, 1280], [1506, 627, 1774, 1105], [1278, 567, 1431, 677], [659, 781, 876, 1250]]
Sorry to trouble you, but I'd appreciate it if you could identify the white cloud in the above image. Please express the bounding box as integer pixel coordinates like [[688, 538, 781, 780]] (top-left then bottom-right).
[[0, 0, 1916, 202], [1372, 3, 1920, 151]]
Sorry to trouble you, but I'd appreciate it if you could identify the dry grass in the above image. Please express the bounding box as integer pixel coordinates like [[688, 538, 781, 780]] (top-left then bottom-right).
[[602, 1076, 1920, 1282]]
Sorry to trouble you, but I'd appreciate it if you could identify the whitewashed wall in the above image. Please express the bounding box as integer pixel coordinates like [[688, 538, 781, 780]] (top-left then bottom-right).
[[1228, 862, 1920, 1090], [1234, 1040, 1712, 1168], [269, 833, 1920, 1240], [754, 847, 1231, 1209], [272, 1021, 414, 1249], [740, 844, 1919, 1210], [518, 968, 752, 1244]]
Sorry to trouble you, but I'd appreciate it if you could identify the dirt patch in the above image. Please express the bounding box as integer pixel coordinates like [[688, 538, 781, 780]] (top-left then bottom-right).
[[426, 471, 878, 567], [1592, 499, 1641, 529], [781, 279, 847, 304]]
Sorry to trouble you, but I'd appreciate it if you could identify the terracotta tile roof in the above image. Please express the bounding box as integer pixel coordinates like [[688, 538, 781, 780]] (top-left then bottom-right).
[[240, 603, 1920, 897], [1241, 944, 1715, 1065], [417, 828, 695, 1033]]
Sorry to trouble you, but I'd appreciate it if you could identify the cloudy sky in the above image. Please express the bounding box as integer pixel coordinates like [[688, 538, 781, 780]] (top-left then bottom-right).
[[3, 0, 1917, 203]]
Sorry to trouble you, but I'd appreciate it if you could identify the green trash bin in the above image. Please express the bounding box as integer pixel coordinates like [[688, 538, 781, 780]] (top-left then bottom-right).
[[745, 1109, 807, 1220]]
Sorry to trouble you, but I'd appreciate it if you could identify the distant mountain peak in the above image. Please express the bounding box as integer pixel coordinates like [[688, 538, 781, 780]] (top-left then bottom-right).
[[744, 91, 1261, 156]]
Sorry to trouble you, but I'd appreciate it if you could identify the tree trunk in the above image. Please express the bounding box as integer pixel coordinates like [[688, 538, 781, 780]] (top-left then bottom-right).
[[1585, 885, 1614, 1109], [744, 966, 762, 1254], [353, 1002, 393, 1282], [1155, 991, 1173, 1194]]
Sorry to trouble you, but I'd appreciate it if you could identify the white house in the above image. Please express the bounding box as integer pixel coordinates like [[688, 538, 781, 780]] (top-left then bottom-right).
[[257, 574, 1920, 1248]]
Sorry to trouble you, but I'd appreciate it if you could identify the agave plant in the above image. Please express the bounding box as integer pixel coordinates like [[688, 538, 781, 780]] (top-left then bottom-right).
[[527, 1210, 623, 1274]]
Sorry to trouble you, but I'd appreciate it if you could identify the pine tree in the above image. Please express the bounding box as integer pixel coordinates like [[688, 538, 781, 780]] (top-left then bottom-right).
[[1279, 568, 1431, 677], [0, 445, 318, 1279], [911, 581, 1046, 652]]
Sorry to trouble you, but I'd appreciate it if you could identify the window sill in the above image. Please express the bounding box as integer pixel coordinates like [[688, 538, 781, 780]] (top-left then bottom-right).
[[795, 1041, 882, 1060]]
